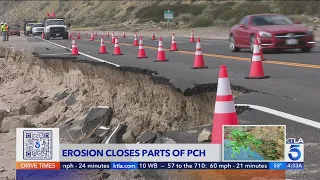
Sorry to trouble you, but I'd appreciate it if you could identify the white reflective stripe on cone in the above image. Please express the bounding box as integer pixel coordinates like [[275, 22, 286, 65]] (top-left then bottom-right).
[[115, 39, 118, 43], [216, 78, 232, 96], [139, 45, 144, 49], [158, 47, 164, 51], [115, 44, 119, 47], [252, 55, 261, 61], [253, 45, 260, 53], [158, 41, 163, 46], [195, 50, 203, 55], [196, 42, 201, 49], [214, 101, 236, 113]]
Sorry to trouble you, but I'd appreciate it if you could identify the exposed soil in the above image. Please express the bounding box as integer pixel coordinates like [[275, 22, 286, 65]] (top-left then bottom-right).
[[0, 36, 248, 179]]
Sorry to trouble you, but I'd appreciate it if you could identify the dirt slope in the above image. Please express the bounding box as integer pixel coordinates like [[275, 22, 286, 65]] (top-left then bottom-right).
[[1, 0, 320, 31]]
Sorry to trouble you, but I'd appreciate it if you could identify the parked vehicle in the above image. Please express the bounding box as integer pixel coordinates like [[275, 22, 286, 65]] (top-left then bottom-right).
[[9, 25, 20, 36], [24, 20, 37, 35], [229, 14, 316, 52], [32, 23, 44, 35], [43, 17, 69, 40]]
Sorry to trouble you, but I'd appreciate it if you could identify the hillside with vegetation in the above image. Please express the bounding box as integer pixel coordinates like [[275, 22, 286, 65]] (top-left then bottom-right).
[[1, 0, 320, 31]]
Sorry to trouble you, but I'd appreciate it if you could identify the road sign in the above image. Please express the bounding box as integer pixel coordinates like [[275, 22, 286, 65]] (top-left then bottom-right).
[[164, 10, 174, 20]]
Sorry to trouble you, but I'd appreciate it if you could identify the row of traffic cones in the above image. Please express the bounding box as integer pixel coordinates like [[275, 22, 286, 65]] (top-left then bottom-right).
[[67, 34, 268, 145], [70, 36, 242, 145], [70, 31, 269, 79], [69, 34, 203, 67]]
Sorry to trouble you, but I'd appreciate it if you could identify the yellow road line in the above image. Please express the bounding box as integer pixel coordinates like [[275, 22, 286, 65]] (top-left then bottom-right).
[[81, 38, 320, 69]]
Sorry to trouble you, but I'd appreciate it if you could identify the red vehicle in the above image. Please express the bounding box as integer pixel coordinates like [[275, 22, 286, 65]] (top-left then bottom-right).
[[229, 14, 316, 52], [9, 25, 20, 36]]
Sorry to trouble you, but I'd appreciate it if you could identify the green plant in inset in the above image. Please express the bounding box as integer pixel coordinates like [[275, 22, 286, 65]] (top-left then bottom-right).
[[225, 128, 263, 159]]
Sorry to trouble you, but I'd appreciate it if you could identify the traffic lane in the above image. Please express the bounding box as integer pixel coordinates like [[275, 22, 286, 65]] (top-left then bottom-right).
[[237, 91, 320, 123], [48, 37, 320, 101], [49, 38, 221, 90], [43, 38, 320, 120], [110, 35, 320, 66], [27, 37, 95, 61]]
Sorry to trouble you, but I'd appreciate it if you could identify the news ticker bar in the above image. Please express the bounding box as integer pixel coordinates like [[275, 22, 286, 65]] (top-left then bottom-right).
[[16, 162, 304, 170]]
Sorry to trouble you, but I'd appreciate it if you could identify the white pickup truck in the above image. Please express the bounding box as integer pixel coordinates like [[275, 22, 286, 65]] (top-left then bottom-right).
[[43, 17, 69, 40]]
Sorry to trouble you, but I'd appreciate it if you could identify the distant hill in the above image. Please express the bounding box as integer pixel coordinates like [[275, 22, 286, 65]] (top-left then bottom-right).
[[1, 0, 320, 31]]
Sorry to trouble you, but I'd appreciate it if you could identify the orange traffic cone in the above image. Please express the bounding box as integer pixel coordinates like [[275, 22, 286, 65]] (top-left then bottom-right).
[[98, 36, 108, 54], [245, 38, 270, 79], [189, 31, 195, 43], [90, 32, 95, 41], [192, 38, 207, 69], [106, 31, 109, 37], [41, 32, 45, 39], [77, 32, 81, 39], [154, 37, 168, 62], [256, 34, 266, 61], [112, 37, 123, 56], [111, 32, 115, 43], [211, 65, 239, 144], [68, 32, 71, 38], [151, 31, 156, 40], [122, 31, 126, 38], [137, 37, 148, 59], [169, 33, 178, 51], [71, 39, 79, 55], [133, 33, 139, 46]]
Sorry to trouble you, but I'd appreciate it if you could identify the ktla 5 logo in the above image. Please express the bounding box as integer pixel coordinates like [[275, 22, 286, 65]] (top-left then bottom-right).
[[286, 138, 304, 162]]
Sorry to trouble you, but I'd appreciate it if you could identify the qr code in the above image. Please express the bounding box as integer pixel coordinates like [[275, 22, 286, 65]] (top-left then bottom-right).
[[23, 130, 53, 160]]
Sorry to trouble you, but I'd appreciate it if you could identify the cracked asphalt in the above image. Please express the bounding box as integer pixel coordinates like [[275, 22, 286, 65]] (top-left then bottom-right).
[[23, 33, 320, 180]]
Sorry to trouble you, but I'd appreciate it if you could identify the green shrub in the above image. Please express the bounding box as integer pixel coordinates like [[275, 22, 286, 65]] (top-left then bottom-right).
[[126, 6, 135, 15], [189, 15, 213, 28], [276, 1, 306, 15], [83, 22, 100, 27], [288, 15, 311, 23], [213, 19, 227, 27], [304, 1, 320, 15], [226, 18, 239, 27], [39, 2, 49, 11], [175, 13, 194, 22]]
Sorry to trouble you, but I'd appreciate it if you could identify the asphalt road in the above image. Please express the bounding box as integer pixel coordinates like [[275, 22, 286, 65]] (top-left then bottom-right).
[[26, 33, 320, 180]]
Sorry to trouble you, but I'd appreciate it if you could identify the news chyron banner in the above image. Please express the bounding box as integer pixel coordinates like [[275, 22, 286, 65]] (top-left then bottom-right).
[[16, 127, 304, 179]]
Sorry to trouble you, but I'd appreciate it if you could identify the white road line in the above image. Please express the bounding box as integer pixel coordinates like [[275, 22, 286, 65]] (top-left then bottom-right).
[[236, 104, 320, 129], [34, 37, 121, 67], [201, 43, 212, 45]]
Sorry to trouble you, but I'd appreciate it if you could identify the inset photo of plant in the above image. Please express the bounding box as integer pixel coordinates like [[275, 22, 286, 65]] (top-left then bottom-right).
[[223, 125, 285, 161]]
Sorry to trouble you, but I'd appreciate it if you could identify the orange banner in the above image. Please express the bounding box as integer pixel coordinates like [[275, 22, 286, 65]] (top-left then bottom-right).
[[16, 162, 60, 170]]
